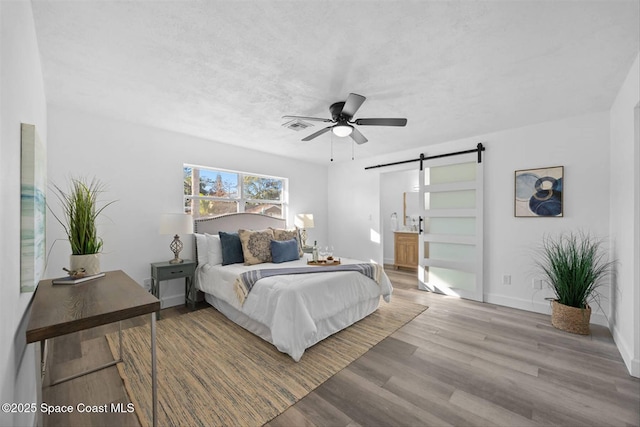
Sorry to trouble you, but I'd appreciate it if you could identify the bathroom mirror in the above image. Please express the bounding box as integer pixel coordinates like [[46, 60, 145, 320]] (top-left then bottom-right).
[[403, 191, 420, 226]]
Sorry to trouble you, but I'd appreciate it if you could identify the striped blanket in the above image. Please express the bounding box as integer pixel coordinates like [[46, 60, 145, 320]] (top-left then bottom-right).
[[234, 263, 384, 305]]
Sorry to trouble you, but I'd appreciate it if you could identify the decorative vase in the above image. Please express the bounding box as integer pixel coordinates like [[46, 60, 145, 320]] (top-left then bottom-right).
[[551, 300, 591, 335], [69, 253, 101, 276]]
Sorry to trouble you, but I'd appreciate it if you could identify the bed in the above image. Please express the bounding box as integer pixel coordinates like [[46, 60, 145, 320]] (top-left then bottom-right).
[[192, 213, 393, 361]]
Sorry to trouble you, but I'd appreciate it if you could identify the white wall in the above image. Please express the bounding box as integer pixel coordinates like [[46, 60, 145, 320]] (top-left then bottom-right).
[[609, 53, 639, 377], [329, 111, 612, 325], [0, 1, 48, 426], [45, 106, 328, 307]]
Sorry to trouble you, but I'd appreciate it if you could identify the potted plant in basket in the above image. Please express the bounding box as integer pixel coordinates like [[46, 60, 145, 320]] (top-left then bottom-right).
[[535, 231, 614, 335], [50, 177, 116, 277]]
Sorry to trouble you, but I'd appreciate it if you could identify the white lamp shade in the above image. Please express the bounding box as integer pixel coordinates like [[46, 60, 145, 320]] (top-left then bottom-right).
[[294, 213, 315, 229], [332, 124, 353, 137], [159, 213, 193, 235]]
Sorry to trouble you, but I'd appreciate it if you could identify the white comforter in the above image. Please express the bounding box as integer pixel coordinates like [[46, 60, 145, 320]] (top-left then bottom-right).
[[196, 258, 393, 360]]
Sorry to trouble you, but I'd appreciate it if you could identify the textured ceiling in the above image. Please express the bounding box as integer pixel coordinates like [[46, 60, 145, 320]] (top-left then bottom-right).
[[31, 1, 639, 164]]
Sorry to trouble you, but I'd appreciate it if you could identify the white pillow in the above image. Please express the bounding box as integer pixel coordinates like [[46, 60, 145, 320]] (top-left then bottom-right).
[[194, 233, 208, 265], [205, 233, 223, 265]]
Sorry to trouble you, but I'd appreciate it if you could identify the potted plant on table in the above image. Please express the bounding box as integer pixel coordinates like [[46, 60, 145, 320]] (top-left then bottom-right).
[[535, 231, 614, 335], [50, 177, 116, 277]]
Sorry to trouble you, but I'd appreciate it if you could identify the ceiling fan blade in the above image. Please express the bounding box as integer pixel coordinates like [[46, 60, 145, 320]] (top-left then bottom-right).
[[301, 126, 332, 141], [282, 115, 333, 123], [341, 93, 366, 118], [350, 127, 368, 145], [354, 118, 407, 126]]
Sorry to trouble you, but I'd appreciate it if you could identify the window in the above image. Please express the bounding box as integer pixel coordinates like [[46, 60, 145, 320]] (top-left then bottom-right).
[[184, 165, 286, 219]]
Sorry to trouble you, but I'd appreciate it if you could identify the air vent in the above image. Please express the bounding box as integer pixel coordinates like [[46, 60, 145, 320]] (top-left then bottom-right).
[[282, 119, 314, 132]]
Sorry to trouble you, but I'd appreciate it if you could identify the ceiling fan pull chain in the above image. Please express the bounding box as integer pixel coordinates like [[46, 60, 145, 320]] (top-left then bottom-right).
[[352, 139, 355, 160], [330, 133, 334, 162]]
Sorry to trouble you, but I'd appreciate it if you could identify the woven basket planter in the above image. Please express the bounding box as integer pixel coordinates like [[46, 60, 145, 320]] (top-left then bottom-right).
[[551, 300, 591, 335]]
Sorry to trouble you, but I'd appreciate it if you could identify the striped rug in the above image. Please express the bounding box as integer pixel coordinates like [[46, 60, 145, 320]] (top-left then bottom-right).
[[106, 298, 427, 427]]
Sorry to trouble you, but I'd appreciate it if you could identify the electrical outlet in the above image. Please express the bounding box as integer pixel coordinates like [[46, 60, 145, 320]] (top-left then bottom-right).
[[143, 278, 152, 290], [532, 279, 543, 290], [502, 274, 511, 285]]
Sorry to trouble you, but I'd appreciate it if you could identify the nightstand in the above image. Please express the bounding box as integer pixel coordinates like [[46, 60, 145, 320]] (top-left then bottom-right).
[[150, 260, 197, 316]]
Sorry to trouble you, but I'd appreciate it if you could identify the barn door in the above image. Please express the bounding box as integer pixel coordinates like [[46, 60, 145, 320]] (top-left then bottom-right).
[[418, 151, 484, 301]]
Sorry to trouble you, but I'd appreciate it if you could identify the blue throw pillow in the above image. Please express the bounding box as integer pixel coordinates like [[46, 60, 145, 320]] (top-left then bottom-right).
[[219, 231, 244, 265], [270, 238, 300, 263]]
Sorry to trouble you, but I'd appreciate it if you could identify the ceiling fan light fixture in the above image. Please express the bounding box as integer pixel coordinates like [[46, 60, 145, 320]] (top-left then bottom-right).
[[332, 124, 353, 137]]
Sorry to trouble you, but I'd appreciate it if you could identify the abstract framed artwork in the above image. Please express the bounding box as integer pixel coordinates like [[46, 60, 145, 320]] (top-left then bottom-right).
[[514, 166, 563, 217], [21, 123, 46, 292]]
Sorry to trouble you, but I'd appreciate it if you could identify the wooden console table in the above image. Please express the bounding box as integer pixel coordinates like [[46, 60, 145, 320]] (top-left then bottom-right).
[[26, 270, 161, 427]]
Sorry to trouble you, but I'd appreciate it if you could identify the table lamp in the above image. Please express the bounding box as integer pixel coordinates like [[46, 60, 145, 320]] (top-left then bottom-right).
[[159, 213, 193, 264], [294, 213, 314, 248]]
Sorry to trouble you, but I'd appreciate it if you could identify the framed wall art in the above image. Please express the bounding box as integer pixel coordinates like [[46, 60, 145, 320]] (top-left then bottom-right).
[[21, 123, 46, 292], [514, 166, 563, 217]]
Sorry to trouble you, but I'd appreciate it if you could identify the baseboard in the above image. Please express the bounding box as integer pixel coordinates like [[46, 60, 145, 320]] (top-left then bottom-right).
[[612, 326, 640, 378], [483, 293, 608, 327]]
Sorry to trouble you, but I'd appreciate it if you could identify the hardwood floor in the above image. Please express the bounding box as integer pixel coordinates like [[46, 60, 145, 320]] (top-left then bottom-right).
[[41, 304, 196, 427], [43, 268, 640, 427]]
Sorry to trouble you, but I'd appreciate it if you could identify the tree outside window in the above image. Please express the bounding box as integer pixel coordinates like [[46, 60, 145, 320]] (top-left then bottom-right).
[[184, 166, 286, 218]]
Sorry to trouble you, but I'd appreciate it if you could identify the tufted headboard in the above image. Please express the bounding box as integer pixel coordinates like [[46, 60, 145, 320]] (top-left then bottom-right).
[[193, 213, 286, 262]]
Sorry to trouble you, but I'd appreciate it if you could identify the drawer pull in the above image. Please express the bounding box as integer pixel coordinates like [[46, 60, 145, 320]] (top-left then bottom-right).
[[171, 270, 184, 274]]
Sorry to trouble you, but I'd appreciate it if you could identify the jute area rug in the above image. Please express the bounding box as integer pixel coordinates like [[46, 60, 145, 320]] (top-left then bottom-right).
[[106, 298, 427, 427]]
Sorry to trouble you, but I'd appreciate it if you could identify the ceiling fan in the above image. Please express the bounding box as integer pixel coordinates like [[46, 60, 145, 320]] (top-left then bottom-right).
[[283, 93, 407, 144]]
